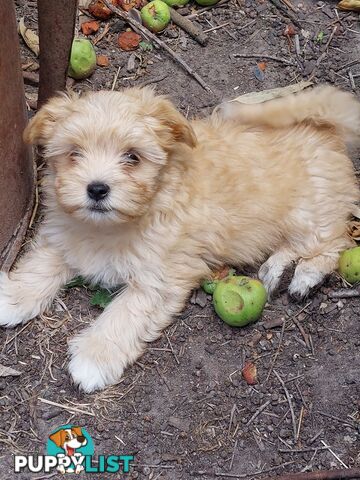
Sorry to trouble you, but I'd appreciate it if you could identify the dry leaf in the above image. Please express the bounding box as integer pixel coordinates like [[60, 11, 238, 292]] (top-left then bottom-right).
[[81, 20, 100, 35], [231, 81, 313, 105], [117, 0, 142, 11], [0, 363, 21, 377], [18, 18, 39, 56], [118, 31, 141, 51], [242, 362, 258, 385], [284, 24, 296, 36], [348, 221, 360, 240], [337, 0, 360, 11], [96, 54, 110, 67], [88, 0, 114, 19]]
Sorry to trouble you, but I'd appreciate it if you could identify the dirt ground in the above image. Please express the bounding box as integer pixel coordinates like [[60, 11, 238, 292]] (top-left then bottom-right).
[[1, 0, 360, 479]]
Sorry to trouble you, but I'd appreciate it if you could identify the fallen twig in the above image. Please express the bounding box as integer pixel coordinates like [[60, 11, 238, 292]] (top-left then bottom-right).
[[328, 288, 360, 299], [233, 53, 295, 66], [164, 331, 180, 365], [309, 26, 338, 81], [93, 22, 110, 46], [273, 369, 297, 444], [38, 397, 95, 416], [193, 461, 296, 478], [321, 440, 348, 469], [22, 70, 39, 85], [169, 7, 207, 46], [296, 405, 305, 442], [186, 0, 231, 19], [266, 319, 286, 381], [281, 0, 297, 12], [246, 399, 271, 426], [103, 0, 212, 92], [316, 411, 357, 429], [265, 468, 360, 480], [279, 446, 329, 453], [269, 0, 302, 28], [336, 59, 360, 71], [203, 22, 230, 34], [111, 65, 122, 90], [138, 73, 168, 87]]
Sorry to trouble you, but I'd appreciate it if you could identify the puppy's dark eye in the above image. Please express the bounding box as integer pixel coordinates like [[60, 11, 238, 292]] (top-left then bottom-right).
[[123, 151, 140, 165], [69, 149, 83, 162]]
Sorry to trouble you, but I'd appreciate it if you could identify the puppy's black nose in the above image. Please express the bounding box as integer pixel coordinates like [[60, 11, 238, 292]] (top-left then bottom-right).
[[87, 182, 110, 201]]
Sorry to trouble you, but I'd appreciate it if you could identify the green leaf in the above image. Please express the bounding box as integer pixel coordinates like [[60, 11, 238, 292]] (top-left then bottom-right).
[[316, 31, 324, 42], [65, 276, 87, 288], [139, 41, 153, 52], [90, 288, 113, 309]]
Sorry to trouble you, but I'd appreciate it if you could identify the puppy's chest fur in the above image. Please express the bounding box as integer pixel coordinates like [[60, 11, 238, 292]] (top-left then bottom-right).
[[42, 219, 144, 287]]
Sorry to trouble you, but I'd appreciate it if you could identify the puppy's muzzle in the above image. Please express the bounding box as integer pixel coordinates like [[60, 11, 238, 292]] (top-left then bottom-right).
[[87, 182, 110, 202]]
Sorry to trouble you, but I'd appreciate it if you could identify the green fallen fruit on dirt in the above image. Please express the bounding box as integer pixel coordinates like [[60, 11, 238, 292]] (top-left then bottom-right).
[[68, 38, 96, 80], [338, 246, 360, 284], [141, 0, 171, 33], [201, 267, 236, 295], [213, 276, 267, 327], [162, 0, 189, 6], [195, 0, 219, 5]]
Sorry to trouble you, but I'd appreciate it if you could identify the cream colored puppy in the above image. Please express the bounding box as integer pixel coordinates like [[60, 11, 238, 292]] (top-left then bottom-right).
[[0, 85, 359, 392]]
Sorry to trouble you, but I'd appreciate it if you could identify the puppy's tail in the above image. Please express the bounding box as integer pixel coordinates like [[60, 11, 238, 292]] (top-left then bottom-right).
[[220, 85, 360, 147]]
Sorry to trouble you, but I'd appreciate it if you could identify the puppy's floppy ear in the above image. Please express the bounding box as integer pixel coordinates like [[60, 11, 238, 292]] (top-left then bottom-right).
[[23, 91, 77, 145], [131, 87, 197, 149], [149, 97, 197, 149], [49, 429, 66, 447], [72, 426, 83, 437]]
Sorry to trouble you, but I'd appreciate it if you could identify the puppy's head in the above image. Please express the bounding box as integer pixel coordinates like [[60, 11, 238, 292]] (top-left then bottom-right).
[[25, 87, 196, 225]]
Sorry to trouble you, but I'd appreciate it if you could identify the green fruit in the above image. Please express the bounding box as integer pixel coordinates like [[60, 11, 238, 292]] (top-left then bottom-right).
[[213, 276, 267, 327], [141, 0, 171, 33], [338, 246, 360, 284], [68, 39, 96, 80], [195, 0, 219, 5], [202, 280, 217, 295], [201, 268, 236, 295], [162, 0, 189, 6]]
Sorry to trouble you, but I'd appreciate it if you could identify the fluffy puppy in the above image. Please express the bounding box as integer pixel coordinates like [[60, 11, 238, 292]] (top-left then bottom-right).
[[0, 85, 359, 392]]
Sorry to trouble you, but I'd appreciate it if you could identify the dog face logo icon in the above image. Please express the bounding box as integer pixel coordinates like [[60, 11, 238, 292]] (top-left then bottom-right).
[[47, 425, 94, 474], [50, 426, 87, 456]]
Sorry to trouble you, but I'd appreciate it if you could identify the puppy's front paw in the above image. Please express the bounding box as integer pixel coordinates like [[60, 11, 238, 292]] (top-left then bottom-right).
[[68, 332, 125, 392], [0, 273, 31, 327], [288, 264, 324, 301]]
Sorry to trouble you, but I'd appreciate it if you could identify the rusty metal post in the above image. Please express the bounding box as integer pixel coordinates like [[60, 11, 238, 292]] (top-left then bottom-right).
[[0, 0, 34, 270], [37, 0, 78, 107]]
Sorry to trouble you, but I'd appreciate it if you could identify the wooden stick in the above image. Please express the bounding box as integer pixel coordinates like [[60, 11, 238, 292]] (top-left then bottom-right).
[[269, 0, 302, 28], [38, 397, 95, 416], [273, 369, 297, 444], [271, 468, 360, 480], [102, 0, 212, 92], [233, 53, 295, 66], [186, 0, 231, 19], [203, 22, 230, 34], [309, 26, 338, 81], [328, 288, 360, 298], [22, 70, 39, 84], [169, 7, 208, 46]]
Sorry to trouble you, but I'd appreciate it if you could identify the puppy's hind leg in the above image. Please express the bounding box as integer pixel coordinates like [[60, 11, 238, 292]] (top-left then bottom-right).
[[288, 238, 351, 300], [259, 246, 297, 296]]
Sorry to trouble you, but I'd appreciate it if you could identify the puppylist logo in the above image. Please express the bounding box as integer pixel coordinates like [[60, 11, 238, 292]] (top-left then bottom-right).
[[14, 424, 133, 475]]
